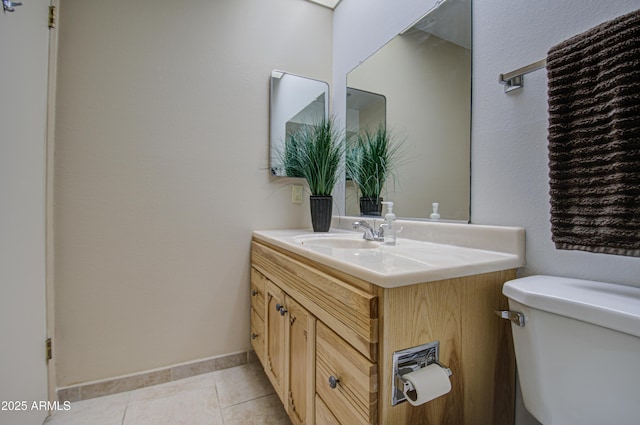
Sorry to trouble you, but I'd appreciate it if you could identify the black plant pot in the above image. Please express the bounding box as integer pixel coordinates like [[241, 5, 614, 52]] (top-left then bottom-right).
[[310, 195, 332, 232], [360, 196, 383, 216]]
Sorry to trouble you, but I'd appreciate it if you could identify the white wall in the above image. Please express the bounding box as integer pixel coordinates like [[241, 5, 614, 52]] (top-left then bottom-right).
[[54, 0, 332, 386], [472, 0, 640, 286], [335, 1, 640, 424]]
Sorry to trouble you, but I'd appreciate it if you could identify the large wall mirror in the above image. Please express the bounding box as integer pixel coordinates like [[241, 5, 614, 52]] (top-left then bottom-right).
[[346, 0, 471, 221], [270, 70, 329, 177]]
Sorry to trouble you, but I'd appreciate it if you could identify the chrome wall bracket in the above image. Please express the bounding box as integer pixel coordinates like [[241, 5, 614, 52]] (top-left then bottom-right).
[[499, 75, 524, 93], [495, 310, 525, 327]]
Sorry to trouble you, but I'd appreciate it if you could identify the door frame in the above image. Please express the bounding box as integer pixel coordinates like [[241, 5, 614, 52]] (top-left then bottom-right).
[[45, 0, 59, 404]]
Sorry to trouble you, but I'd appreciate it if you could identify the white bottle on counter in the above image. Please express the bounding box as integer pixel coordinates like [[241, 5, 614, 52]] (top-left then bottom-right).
[[430, 202, 441, 220], [381, 201, 396, 245]]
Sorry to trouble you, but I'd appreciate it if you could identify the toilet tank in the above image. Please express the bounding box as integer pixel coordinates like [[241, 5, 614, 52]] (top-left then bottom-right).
[[503, 275, 640, 425]]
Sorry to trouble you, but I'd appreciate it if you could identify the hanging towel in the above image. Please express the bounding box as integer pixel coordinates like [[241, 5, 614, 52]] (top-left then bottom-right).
[[547, 9, 640, 257]]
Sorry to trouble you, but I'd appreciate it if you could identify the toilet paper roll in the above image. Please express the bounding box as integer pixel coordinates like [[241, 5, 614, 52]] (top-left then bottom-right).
[[402, 364, 452, 406]]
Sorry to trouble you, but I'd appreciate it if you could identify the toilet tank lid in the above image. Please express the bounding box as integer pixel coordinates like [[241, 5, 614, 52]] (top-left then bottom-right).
[[503, 275, 640, 338]]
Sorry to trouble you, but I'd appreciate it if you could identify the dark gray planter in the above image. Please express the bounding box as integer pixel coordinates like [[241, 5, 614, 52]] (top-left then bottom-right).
[[360, 196, 383, 216], [310, 195, 332, 232]]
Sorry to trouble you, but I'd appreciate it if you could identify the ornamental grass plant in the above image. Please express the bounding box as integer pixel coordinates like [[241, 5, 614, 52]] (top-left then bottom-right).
[[283, 117, 344, 196]]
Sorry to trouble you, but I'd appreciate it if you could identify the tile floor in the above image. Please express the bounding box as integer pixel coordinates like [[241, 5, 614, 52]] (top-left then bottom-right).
[[44, 362, 292, 425]]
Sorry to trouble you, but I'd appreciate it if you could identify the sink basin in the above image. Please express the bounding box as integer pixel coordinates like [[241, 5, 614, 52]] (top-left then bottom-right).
[[294, 235, 381, 250]]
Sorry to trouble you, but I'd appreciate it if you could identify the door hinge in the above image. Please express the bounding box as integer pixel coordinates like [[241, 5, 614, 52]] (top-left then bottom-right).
[[48, 5, 56, 29], [46, 338, 53, 361]]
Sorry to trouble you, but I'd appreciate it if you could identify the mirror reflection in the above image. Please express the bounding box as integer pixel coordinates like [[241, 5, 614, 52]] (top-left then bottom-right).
[[270, 71, 329, 177], [346, 0, 471, 221]]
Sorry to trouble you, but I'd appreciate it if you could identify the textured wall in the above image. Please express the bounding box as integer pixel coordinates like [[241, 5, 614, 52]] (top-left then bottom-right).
[[472, 0, 640, 287], [54, 0, 332, 386]]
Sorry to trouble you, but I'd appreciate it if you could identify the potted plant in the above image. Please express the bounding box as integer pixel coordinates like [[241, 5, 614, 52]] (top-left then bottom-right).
[[282, 117, 344, 232], [346, 125, 403, 216]]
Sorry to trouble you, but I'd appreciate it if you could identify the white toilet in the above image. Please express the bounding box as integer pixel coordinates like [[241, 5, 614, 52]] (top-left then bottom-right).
[[502, 275, 640, 425]]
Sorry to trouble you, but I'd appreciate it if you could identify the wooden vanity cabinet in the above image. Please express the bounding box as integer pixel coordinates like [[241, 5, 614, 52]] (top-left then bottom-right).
[[250, 238, 516, 425]]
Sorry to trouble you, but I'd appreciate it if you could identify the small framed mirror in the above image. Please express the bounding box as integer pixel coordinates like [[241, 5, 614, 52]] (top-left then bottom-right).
[[269, 70, 330, 177]]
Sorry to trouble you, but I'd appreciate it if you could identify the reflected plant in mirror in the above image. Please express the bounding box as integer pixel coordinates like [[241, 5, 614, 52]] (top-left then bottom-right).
[[346, 0, 471, 221], [346, 125, 405, 216]]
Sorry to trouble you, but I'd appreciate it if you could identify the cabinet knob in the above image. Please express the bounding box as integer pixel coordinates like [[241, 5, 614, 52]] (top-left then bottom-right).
[[328, 375, 339, 389], [251, 290, 258, 296], [251, 333, 258, 340], [275, 303, 287, 316]]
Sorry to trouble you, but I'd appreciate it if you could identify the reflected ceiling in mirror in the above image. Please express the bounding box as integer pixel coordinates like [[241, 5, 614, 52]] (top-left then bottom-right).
[[346, 0, 471, 221], [270, 71, 329, 177]]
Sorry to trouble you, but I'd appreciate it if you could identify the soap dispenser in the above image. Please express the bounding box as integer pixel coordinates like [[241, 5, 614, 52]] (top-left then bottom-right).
[[430, 203, 441, 220], [381, 201, 396, 245]]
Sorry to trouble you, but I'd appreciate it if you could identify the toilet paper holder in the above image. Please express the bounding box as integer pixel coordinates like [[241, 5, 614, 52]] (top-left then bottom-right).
[[391, 341, 452, 406]]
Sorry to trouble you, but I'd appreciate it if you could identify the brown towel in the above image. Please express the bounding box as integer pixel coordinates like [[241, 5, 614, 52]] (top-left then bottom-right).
[[547, 9, 640, 257]]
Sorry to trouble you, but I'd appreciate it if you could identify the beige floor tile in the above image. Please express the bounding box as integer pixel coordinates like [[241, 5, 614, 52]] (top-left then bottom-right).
[[45, 363, 285, 425], [44, 392, 129, 425], [222, 394, 291, 425], [124, 386, 223, 425], [214, 361, 274, 408]]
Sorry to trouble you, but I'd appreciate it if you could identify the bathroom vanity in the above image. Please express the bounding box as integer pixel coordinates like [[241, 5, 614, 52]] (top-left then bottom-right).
[[250, 220, 524, 425]]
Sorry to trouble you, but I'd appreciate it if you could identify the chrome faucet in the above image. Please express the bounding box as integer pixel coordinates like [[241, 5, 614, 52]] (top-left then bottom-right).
[[352, 220, 384, 241]]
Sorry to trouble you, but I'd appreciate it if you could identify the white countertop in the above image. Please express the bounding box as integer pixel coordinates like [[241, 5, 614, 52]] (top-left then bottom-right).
[[253, 220, 525, 288]]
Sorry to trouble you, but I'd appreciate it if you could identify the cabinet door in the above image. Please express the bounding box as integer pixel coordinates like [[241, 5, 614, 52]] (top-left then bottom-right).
[[265, 280, 286, 400], [286, 296, 316, 425]]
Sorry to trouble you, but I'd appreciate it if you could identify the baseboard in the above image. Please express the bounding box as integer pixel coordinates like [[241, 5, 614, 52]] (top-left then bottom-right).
[[57, 350, 258, 402]]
